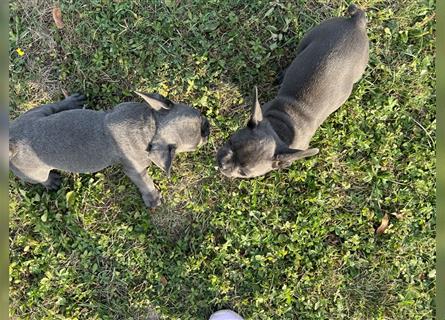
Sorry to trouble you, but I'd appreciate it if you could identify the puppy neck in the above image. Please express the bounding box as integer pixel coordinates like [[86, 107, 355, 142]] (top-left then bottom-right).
[[152, 110, 197, 151], [264, 97, 317, 150], [258, 119, 289, 150]]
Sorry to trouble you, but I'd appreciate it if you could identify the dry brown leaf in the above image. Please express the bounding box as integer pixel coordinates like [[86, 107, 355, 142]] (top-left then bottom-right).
[[52, 7, 64, 29], [376, 213, 390, 235], [160, 275, 168, 286]]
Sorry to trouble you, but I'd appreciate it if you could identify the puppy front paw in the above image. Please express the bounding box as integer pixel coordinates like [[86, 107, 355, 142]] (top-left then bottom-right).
[[66, 93, 86, 108], [142, 191, 162, 208]]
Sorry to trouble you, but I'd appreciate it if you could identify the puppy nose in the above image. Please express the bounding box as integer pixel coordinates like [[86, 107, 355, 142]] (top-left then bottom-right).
[[201, 117, 210, 138]]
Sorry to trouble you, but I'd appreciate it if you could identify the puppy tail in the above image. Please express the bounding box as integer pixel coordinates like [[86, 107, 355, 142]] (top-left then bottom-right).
[[347, 4, 366, 28]]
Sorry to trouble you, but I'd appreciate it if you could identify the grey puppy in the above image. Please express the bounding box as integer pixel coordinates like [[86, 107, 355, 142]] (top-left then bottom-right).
[[217, 4, 369, 178], [9, 92, 210, 207]]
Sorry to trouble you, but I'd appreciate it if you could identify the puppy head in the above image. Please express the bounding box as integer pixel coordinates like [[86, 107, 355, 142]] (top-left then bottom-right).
[[216, 87, 318, 178], [217, 126, 276, 178], [136, 92, 210, 176]]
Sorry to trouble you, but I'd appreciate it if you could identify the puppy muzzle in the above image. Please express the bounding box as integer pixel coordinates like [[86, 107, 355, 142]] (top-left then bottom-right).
[[216, 146, 235, 177]]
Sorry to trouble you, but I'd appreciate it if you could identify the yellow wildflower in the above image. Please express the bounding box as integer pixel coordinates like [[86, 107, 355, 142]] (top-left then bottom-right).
[[16, 48, 25, 56]]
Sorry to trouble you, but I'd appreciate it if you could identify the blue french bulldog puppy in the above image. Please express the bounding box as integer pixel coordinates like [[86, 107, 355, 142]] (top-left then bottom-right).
[[9, 92, 210, 207], [217, 4, 369, 178]]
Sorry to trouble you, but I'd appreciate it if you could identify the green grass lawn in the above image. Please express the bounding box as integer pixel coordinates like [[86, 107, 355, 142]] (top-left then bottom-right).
[[9, 0, 436, 319]]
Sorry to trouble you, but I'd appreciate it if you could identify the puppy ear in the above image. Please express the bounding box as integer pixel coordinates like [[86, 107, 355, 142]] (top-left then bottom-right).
[[248, 86, 263, 128], [135, 91, 173, 110], [147, 144, 177, 177], [273, 147, 319, 168]]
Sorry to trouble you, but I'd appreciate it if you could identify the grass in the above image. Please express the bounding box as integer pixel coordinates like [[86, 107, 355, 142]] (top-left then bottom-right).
[[9, 0, 436, 319]]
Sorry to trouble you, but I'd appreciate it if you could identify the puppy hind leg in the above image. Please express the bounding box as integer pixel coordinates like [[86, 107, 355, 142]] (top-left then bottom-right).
[[58, 93, 86, 109], [10, 164, 51, 187], [122, 164, 161, 208], [13, 168, 62, 191], [25, 93, 86, 118]]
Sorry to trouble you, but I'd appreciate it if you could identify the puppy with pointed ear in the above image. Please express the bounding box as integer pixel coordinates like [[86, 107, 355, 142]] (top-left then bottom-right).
[[9, 91, 210, 208], [217, 5, 368, 178], [217, 87, 318, 178]]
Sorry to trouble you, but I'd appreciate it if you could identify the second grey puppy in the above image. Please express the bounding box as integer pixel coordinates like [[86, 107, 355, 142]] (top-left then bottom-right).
[[9, 93, 210, 208], [217, 5, 369, 178]]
